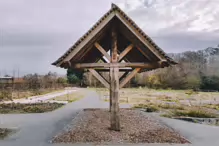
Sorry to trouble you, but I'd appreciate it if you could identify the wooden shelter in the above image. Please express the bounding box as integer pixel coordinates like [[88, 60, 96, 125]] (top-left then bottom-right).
[[52, 4, 176, 131]]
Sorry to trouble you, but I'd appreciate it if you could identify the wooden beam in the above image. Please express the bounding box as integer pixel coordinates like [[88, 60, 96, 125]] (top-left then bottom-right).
[[119, 68, 141, 88], [136, 47, 152, 61], [98, 57, 108, 63], [96, 70, 110, 83], [118, 44, 133, 61], [95, 68, 133, 72], [88, 69, 110, 89], [119, 71, 130, 82], [94, 42, 111, 62], [72, 61, 166, 69]]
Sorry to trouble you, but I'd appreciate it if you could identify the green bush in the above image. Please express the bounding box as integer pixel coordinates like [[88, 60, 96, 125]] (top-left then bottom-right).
[[201, 75, 219, 91]]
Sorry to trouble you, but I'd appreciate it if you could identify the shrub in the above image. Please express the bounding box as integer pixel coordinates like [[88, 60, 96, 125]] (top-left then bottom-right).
[[145, 105, 159, 112], [0, 103, 64, 114], [205, 104, 219, 110], [200, 75, 219, 91], [23, 106, 44, 113], [133, 104, 159, 112], [172, 110, 217, 118], [158, 104, 185, 110], [133, 104, 147, 109]]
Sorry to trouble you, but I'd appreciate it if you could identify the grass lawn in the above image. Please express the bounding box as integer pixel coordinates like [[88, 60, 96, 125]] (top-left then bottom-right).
[[0, 128, 12, 139], [51, 91, 85, 102], [0, 103, 64, 114]]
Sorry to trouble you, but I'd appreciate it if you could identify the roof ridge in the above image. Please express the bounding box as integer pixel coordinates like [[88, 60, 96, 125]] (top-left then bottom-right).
[[52, 4, 176, 66]]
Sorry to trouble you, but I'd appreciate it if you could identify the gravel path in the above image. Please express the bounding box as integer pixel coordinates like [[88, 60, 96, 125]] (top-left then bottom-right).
[[52, 109, 188, 144], [0, 88, 218, 146]]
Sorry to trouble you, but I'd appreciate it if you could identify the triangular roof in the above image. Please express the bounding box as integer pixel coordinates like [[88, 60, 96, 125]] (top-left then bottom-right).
[[52, 4, 176, 68]]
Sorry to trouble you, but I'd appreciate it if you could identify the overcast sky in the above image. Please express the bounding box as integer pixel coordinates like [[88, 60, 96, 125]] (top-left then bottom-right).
[[0, 0, 219, 76]]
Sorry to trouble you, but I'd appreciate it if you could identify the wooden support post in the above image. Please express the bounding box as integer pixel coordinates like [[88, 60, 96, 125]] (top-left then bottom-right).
[[110, 27, 120, 131], [88, 69, 110, 89], [119, 68, 141, 88]]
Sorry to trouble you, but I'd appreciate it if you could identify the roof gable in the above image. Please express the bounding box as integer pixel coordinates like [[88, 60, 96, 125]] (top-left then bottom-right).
[[52, 4, 176, 67]]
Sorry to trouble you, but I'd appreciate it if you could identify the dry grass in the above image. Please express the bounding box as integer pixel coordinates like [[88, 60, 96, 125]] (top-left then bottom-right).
[[51, 91, 84, 102], [95, 88, 219, 106], [162, 109, 218, 118], [0, 103, 64, 114]]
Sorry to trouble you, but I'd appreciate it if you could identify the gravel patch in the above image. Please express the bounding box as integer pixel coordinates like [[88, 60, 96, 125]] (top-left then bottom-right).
[[52, 109, 189, 144]]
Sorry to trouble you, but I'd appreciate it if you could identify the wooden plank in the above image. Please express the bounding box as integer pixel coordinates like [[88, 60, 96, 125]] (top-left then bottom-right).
[[72, 61, 165, 69], [118, 44, 133, 61], [88, 69, 110, 89], [94, 42, 111, 61], [110, 27, 120, 131], [119, 68, 141, 88]]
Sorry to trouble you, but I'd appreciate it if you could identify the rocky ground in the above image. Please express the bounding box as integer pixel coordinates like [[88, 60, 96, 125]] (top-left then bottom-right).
[[52, 109, 189, 144]]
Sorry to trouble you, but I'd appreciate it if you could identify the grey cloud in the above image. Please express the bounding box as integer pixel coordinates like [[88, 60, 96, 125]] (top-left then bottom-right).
[[0, 0, 218, 76], [152, 31, 219, 53], [0, 0, 114, 75]]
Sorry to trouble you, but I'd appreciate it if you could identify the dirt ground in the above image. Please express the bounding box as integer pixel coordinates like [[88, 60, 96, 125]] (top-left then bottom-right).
[[52, 109, 189, 144]]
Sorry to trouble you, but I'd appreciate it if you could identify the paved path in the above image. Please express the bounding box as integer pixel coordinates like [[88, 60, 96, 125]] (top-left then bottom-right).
[[150, 113, 219, 146], [0, 89, 129, 146], [0, 89, 218, 146]]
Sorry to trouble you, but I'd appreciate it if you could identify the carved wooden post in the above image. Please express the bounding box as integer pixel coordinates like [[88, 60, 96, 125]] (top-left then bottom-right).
[[110, 27, 120, 131]]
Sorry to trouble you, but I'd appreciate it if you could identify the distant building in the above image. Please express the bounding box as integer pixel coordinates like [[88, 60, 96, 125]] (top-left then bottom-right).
[[0, 76, 14, 84]]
